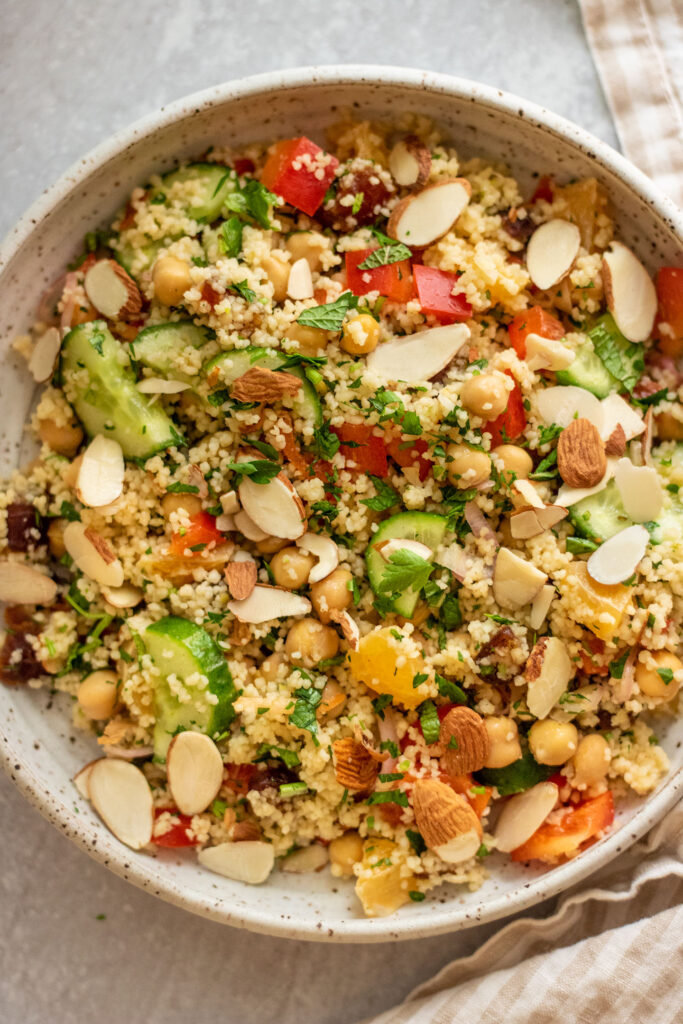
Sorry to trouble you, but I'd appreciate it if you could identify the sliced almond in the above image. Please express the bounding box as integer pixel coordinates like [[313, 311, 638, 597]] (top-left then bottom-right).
[[536, 385, 604, 434], [233, 509, 270, 542], [587, 524, 649, 586], [376, 537, 433, 562], [493, 547, 546, 610], [332, 736, 378, 792], [529, 584, 555, 630], [215, 514, 235, 533], [555, 457, 617, 508], [510, 504, 568, 539], [166, 731, 224, 816], [228, 584, 311, 623], [63, 522, 124, 588], [388, 135, 431, 188], [614, 458, 663, 522], [513, 478, 545, 509], [73, 759, 99, 799], [525, 636, 575, 719], [330, 608, 360, 650], [281, 843, 329, 874], [557, 418, 606, 489], [495, 781, 559, 853], [238, 473, 306, 540], [28, 326, 62, 383], [84, 259, 142, 320], [101, 582, 144, 609], [87, 758, 153, 850], [197, 840, 274, 884], [317, 678, 347, 723], [76, 435, 125, 508], [602, 242, 657, 343], [287, 257, 314, 300], [366, 322, 469, 384], [136, 378, 191, 394], [604, 423, 627, 457], [411, 778, 482, 864], [526, 219, 581, 290], [220, 490, 240, 515], [387, 178, 471, 247], [224, 559, 257, 600], [440, 707, 490, 775], [231, 366, 301, 403], [599, 393, 644, 442], [0, 562, 57, 605], [524, 333, 574, 372], [295, 532, 339, 583]]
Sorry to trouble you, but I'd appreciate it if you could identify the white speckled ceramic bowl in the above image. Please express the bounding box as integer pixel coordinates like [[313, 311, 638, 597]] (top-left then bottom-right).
[[1, 67, 682, 942]]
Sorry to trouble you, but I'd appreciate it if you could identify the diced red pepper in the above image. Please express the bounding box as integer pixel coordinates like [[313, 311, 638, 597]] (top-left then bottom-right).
[[531, 175, 554, 204], [345, 249, 414, 303], [332, 423, 389, 477], [510, 791, 614, 863], [260, 137, 338, 217], [484, 370, 526, 446], [385, 435, 432, 482], [169, 512, 223, 557], [153, 808, 200, 848], [233, 157, 255, 176], [508, 305, 565, 358], [655, 267, 683, 357], [413, 265, 472, 323]]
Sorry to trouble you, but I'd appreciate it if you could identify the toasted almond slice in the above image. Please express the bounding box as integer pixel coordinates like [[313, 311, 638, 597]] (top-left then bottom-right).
[[555, 457, 617, 508], [602, 242, 657, 343], [495, 782, 559, 853], [228, 584, 311, 623], [233, 509, 269, 541], [387, 178, 471, 246], [166, 731, 224, 816], [330, 608, 360, 650], [136, 378, 191, 394], [366, 322, 469, 384], [411, 778, 482, 864], [604, 424, 627, 457], [224, 559, 257, 600], [73, 759, 99, 799], [376, 538, 433, 562], [493, 547, 547, 610], [513, 479, 545, 509], [101, 582, 144, 609], [388, 135, 431, 188], [526, 219, 581, 290], [287, 257, 314, 300], [198, 840, 275, 884], [524, 332, 574, 372], [557, 418, 606, 489], [76, 435, 125, 508], [220, 490, 240, 515], [599, 393, 645, 442], [614, 458, 663, 522], [28, 326, 62, 383], [536, 385, 604, 434], [63, 521, 124, 588], [525, 636, 575, 719], [281, 843, 329, 874], [0, 562, 57, 605], [510, 504, 568, 539], [295, 532, 339, 583], [238, 473, 306, 540], [587, 524, 649, 586], [84, 259, 142, 320], [529, 584, 555, 631], [87, 758, 153, 850]]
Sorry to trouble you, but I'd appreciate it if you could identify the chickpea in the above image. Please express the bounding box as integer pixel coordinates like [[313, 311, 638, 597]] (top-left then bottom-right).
[[492, 444, 533, 479], [47, 518, 67, 559], [655, 411, 683, 441], [483, 717, 522, 768], [254, 535, 289, 555], [161, 492, 203, 518], [152, 255, 192, 307], [270, 547, 316, 589], [286, 231, 327, 273], [446, 443, 491, 489], [285, 617, 339, 668], [77, 669, 120, 720], [528, 720, 579, 766], [340, 314, 380, 356], [635, 650, 682, 700], [285, 323, 331, 355], [460, 373, 509, 420], [38, 417, 83, 458], [329, 831, 364, 877], [259, 652, 286, 682], [262, 252, 290, 303], [310, 567, 353, 624], [571, 734, 611, 787]]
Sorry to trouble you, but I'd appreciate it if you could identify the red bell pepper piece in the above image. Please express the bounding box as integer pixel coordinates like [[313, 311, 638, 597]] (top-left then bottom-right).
[[484, 370, 526, 446], [233, 157, 255, 176], [530, 176, 554, 204], [385, 435, 432, 482], [345, 249, 414, 303], [169, 512, 223, 557], [510, 791, 614, 863], [153, 808, 200, 848], [655, 267, 683, 357], [332, 423, 389, 477], [413, 265, 472, 323], [508, 305, 565, 358], [260, 137, 338, 217]]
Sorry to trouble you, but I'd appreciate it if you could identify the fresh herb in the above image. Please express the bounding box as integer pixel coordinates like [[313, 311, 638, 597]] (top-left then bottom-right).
[[412, 671, 429, 689], [406, 829, 426, 855], [297, 290, 358, 331], [537, 423, 563, 446], [348, 577, 361, 606], [219, 216, 244, 259], [312, 423, 341, 460], [289, 686, 322, 744], [476, 843, 490, 859], [657, 667, 674, 685], [254, 743, 301, 769], [634, 387, 668, 408], [409, 891, 426, 902], [224, 178, 278, 230], [475, 747, 554, 795], [589, 313, 645, 394], [59, 500, 81, 522], [419, 700, 440, 745], [166, 482, 200, 494], [279, 782, 308, 798], [441, 485, 478, 536], [310, 499, 338, 527], [225, 458, 281, 484], [566, 536, 598, 555], [379, 739, 399, 759], [248, 439, 280, 460], [400, 411, 422, 436], [377, 549, 434, 598], [229, 280, 257, 303], [210, 798, 227, 818], [379, 772, 405, 783], [559, 691, 589, 705], [440, 592, 462, 630], [351, 192, 364, 215], [608, 650, 629, 679], [529, 449, 558, 480], [447, 736, 459, 749], [372, 694, 393, 719], [358, 237, 412, 270], [647, 613, 656, 628], [361, 475, 400, 511], [366, 790, 409, 807], [435, 672, 468, 704], [207, 388, 231, 408]]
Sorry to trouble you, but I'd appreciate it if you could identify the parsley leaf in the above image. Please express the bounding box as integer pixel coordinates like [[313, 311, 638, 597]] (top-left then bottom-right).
[[361, 475, 400, 512], [289, 686, 322, 744], [254, 743, 301, 770], [297, 291, 358, 331], [657, 667, 674, 685], [166, 482, 200, 494], [440, 592, 462, 630], [59, 500, 81, 522], [372, 694, 393, 719], [312, 423, 340, 460], [377, 549, 434, 597], [406, 829, 426, 855], [608, 650, 629, 679], [529, 449, 558, 480], [435, 672, 468, 704], [229, 280, 257, 303], [537, 423, 562, 446], [366, 790, 409, 807], [224, 179, 277, 230]]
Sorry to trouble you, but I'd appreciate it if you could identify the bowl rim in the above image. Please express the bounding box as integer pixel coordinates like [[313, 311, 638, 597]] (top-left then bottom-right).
[[1, 64, 682, 943]]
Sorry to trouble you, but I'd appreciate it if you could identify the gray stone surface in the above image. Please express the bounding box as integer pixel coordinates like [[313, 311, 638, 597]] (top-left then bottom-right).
[[0, 2, 616, 1022]]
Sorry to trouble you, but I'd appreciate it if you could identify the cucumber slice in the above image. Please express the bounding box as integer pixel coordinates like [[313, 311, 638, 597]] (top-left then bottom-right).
[[202, 346, 322, 426], [132, 321, 215, 379], [145, 616, 237, 761], [366, 512, 448, 618], [556, 339, 616, 398], [158, 163, 235, 223], [117, 239, 164, 278], [568, 480, 633, 542], [60, 321, 183, 460]]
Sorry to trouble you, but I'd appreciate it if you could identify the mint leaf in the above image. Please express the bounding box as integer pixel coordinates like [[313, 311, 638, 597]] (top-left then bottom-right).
[[475, 748, 554, 795], [166, 482, 200, 494], [219, 216, 243, 259], [289, 686, 322, 744], [297, 291, 358, 331], [229, 280, 257, 303], [589, 313, 645, 394], [254, 743, 301, 770], [358, 241, 412, 270], [435, 672, 468, 704], [224, 179, 277, 229], [366, 790, 409, 807], [419, 699, 440, 744], [406, 829, 426, 855], [312, 423, 340, 460], [225, 458, 281, 484]]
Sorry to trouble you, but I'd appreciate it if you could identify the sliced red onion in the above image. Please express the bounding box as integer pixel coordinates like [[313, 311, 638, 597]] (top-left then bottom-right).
[[376, 707, 399, 773], [612, 643, 640, 703], [465, 501, 499, 548]]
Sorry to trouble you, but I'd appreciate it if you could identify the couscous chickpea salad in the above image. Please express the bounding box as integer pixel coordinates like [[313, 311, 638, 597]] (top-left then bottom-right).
[[2, 118, 682, 917]]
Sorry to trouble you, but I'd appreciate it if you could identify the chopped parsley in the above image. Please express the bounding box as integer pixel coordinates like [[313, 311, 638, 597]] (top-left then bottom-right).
[[225, 458, 281, 484], [377, 549, 434, 598], [361, 475, 400, 512], [366, 790, 409, 807]]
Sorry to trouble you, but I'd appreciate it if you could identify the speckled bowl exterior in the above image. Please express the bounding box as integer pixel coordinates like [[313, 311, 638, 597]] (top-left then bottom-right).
[[1, 66, 681, 942]]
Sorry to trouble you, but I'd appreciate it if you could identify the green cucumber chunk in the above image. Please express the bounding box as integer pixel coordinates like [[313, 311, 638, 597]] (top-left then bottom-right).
[[132, 321, 215, 379], [568, 479, 633, 542], [202, 346, 322, 425], [60, 321, 183, 460], [157, 163, 236, 223], [556, 339, 617, 398], [366, 511, 448, 618], [145, 615, 237, 761], [117, 239, 164, 278]]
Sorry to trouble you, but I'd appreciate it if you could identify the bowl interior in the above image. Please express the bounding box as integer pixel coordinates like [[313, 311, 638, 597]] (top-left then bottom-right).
[[1, 68, 682, 941]]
